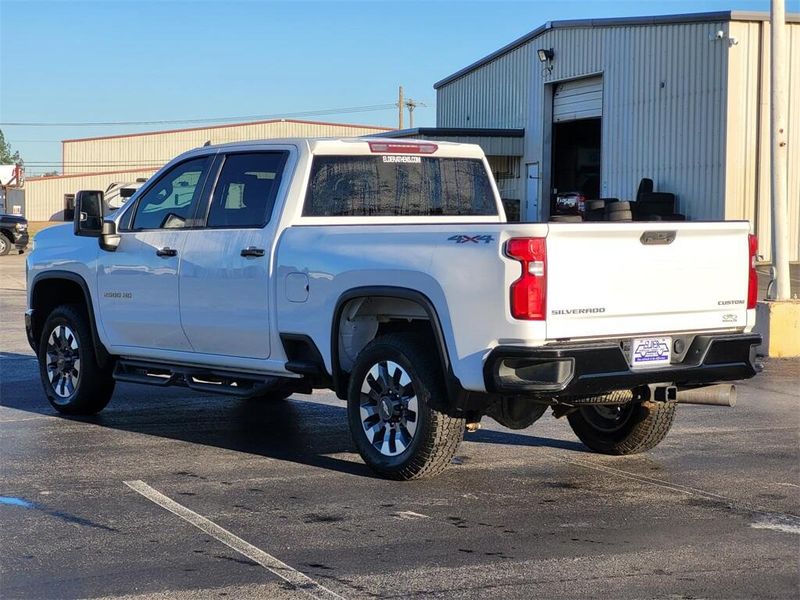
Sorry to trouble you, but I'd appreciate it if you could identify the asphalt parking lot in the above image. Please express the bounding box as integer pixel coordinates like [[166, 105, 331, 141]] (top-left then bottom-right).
[[1, 251, 799, 599]]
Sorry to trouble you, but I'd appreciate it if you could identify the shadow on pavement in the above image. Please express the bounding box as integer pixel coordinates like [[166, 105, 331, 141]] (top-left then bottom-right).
[[1, 351, 587, 477]]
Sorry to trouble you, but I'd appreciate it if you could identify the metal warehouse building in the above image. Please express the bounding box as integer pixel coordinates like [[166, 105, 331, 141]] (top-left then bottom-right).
[[24, 119, 391, 221], [429, 11, 800, 261]]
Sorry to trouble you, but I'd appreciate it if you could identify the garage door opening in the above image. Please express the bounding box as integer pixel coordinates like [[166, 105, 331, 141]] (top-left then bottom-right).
[[551, 118, 601, 214], [549, 76, 603, 216]]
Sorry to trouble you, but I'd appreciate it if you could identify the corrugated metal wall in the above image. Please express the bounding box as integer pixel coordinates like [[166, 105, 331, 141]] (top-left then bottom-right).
[[437, 20, 734, 222], [437, 44, 532, 130], [61, 120, 391, 174], [24, 169, 158, 221], [727, 21, 800, 261]]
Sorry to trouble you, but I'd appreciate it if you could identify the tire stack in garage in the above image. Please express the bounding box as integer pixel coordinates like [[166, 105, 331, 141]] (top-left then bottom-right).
[[584, 199, 607, 222], [606, 200, 633, 222]]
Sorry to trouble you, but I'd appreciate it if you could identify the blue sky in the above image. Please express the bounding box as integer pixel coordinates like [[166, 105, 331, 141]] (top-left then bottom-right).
[[0, 0, 789, 173]]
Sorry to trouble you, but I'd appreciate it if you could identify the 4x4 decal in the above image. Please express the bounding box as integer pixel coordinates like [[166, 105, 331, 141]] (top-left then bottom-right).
[[448, 234, 494, 244]]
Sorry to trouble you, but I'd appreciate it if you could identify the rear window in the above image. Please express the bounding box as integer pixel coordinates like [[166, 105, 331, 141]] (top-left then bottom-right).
[[303, 156, 498, 217]]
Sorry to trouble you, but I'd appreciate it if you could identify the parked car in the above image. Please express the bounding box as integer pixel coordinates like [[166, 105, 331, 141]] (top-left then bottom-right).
[[0, 213, 29, 255], [25, 138, 761, 479]]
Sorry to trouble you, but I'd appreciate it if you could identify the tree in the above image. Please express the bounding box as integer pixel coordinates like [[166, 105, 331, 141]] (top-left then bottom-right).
[[0, 129, 22, 164]]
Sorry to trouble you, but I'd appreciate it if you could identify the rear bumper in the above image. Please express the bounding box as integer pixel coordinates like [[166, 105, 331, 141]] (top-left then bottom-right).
[[483, 333, 761, 397]]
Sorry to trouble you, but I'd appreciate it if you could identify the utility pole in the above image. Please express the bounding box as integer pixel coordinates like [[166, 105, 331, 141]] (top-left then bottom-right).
[[397, 86, 404, 130], [404, 98, 427, 129], [770, 0, 791, 300]]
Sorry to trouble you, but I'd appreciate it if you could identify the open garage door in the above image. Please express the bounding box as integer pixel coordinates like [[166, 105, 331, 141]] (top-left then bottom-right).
[[553, 76, 603, 122], [550, 76, 603, 216]]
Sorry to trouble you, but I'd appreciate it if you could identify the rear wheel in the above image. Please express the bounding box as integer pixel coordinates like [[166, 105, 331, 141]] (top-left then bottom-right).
[[347, 333, 465, 480], [567, 400, 676, 455], [38, 304, 115, 415]]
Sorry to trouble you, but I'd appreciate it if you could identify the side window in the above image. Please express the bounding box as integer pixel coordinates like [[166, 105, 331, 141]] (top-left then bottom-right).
[[207, 152, 288, 228], [132, 157, 209, 230]]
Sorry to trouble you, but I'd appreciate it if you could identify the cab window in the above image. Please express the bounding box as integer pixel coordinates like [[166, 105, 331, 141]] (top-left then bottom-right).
[[132, 157, 209, 230], [206, 152, 289, 228]]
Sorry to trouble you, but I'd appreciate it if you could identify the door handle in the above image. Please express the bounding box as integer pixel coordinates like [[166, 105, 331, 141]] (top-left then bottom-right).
[[240, 246, 265, 258], [156, 246, 178, 257]]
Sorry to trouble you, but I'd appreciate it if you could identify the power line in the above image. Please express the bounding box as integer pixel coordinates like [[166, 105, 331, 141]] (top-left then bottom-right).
[[0, 103, 413, 127]]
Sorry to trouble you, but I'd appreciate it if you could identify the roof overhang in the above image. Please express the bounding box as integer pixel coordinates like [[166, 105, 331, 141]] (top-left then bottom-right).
[[434, 10, 800, 89]]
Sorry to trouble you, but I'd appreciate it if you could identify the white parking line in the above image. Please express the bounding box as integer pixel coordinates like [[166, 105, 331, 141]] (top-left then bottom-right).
[[124, 480, 345, 600]]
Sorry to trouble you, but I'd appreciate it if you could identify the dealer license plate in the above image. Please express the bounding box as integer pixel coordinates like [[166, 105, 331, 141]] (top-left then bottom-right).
[[630, 337, 672, 368]]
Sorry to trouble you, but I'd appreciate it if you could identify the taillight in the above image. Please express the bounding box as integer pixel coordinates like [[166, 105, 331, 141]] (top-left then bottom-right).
[[506, 237, 547, 320], [367, 141, 438, 154], [748, 234, 758, 309]]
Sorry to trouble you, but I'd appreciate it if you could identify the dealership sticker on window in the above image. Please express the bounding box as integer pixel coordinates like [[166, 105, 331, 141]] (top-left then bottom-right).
[[382, 155, 421, 163], [630, 337, 672, 368]]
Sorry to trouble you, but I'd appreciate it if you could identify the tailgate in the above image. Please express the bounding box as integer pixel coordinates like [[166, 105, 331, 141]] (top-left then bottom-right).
[[545, 221, 751, 340]]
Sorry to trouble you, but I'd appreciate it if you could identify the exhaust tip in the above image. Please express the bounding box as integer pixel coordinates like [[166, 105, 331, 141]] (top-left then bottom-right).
[[677, 384, 736, 407]]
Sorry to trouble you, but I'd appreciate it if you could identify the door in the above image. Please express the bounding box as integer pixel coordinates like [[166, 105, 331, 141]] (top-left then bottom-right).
[[97, 156, 211, 350], [179, 151, 290, 359]]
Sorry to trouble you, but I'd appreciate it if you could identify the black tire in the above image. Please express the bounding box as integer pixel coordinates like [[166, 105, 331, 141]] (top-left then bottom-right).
[[567, 401, 676, 455], [606, 201, 632, 212], [347, 333, 465, 480], [0, 233, 11, 256], [585, 208, 606, 222], [607, 211, 633, 221], [586, 200, 606, 211], [38, 304, 115, 415]]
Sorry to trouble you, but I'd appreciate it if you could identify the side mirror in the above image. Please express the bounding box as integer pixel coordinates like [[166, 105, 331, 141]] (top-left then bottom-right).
[[100, 220, 121, 252], [74, 190, 104, 237]]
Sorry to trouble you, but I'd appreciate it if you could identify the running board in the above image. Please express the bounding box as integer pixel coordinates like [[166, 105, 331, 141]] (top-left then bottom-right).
[[113, 359, 290, 397]]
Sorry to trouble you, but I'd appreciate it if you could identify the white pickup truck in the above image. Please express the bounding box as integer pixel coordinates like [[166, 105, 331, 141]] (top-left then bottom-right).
[[26, 138, 761, 479]]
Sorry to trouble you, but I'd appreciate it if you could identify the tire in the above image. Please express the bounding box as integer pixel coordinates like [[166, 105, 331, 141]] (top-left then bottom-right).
[[585, 208, 606, 222], [567, 401, 676, 455], [0, 233, 11, 256], [606, 201, 632, 212], [347, 333, 465, 480], [586, 200, 606, 212], [607, 211, 633, 221], [38, 304, 115, 415]]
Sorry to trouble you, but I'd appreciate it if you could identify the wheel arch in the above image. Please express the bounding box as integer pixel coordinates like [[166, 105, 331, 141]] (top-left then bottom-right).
[[29, 270, 111, 368], [330, 286, 459, 401]]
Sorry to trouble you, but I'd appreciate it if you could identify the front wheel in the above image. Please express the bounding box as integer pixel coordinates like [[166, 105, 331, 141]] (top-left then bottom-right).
[[38, 304, 115, 415], [567, 401, 676, 455], [0, 234, 11, 256], [347, 333, 465, 480]]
